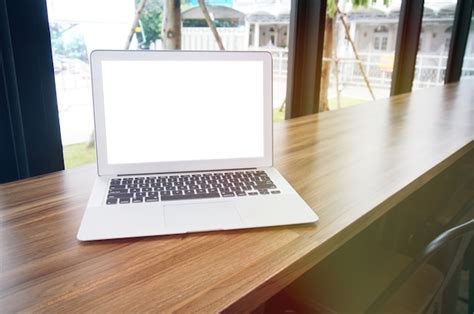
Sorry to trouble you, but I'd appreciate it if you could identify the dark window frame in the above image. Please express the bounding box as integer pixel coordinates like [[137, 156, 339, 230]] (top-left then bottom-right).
[[390, 0, 425, 96], [285, 0, 327, 118], [445, 0, 473, 83]]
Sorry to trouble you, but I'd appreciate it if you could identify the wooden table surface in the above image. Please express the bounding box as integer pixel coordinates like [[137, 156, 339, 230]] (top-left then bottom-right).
[[1, 82, 473, 313]]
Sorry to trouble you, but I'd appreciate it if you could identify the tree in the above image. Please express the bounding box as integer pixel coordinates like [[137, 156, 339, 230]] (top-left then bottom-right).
[[162, 0, 181, 49], [159, 0, 224, 50], [198, 0, 225, 50], [320, 0, 379, 112], [50, 23, 87, 62], [125, 0, 163, 49], [137, 0, 163, 49], [319, 0, 339, 112], [125, 0, 148, 49]]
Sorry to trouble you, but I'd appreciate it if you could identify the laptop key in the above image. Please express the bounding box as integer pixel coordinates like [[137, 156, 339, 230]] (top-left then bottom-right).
[[110, 184, 126, 189], [271, 190, 281, 194], [236, 192, 246, 196], [132, 197, 143, 203], [161, 192, 220, 201], [106, 198, 118, 205], [145, 196, 158, 202], [248, 192, 258, 196], [109, 188, 128, 193], [222, 192, 235, 197], [255, 184, 276, 190], [113, 193, 133, 198], [119, 198, 131, 204]]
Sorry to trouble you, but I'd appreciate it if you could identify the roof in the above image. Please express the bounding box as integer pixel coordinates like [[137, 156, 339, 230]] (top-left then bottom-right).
[[182, 5, 245, 19]]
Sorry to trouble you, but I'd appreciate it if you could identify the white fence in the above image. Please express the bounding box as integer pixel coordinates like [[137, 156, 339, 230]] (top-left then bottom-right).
[[181, 27, 248, 51], [182, 28, 474, 88], [331, 52, 474, 89], [181, 27, 289, 81]]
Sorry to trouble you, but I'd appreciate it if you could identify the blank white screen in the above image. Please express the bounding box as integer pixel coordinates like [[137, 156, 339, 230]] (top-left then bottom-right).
[[101, 60, 264, 165]]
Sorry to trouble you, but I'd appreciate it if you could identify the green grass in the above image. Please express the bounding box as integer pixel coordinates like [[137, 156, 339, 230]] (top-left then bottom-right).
[[63, 99, 366, 169], [63, 142, 96, 169], [273, 108, 285, 122]]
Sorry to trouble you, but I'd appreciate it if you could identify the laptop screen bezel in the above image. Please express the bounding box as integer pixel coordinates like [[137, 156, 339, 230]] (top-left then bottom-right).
[[90, 50, 273, 176]]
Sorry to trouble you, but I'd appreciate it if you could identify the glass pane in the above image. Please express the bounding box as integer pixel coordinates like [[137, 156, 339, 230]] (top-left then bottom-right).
[[47, 0, 293, 169], [320, 1, 402, 111], [179, 0, 292, 123], [413, 0, 457, 90], [461, 11, 474, 80]]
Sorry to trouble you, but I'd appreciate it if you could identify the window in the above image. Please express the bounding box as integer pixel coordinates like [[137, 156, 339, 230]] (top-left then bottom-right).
[[47, 0, 294, 168], [461, 19, 474, 80], [320, 2, 401, 111], [381, 37, 388, 50], [373, 25, 389, 51]]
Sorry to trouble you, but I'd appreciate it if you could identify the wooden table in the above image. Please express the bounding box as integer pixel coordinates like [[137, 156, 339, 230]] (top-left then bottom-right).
[[1, 82, 473, 313]]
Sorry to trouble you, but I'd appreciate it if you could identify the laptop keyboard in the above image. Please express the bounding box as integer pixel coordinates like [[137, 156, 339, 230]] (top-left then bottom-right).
[[105, 170, 281, 205]]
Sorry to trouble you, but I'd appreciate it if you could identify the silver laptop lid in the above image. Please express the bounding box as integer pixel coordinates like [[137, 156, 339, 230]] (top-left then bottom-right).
[[90, 50, 273, 176]]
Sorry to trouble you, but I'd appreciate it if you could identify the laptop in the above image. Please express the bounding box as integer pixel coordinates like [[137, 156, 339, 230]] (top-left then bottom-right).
[[77, 50, 318, 241]]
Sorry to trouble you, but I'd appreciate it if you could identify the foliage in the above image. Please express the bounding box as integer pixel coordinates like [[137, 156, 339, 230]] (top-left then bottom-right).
[[352, 0, 370, 7], [49, 23, 88, 61], [327, 0, 339, 18], [183, 19, 240, 27], [327, 0, 390, 18], [136, 0, 163, 49]]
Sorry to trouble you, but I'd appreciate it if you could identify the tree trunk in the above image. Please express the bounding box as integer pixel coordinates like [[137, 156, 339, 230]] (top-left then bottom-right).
[[162, 0, 181, 49], [319, 16, 334, 112], [198, 0, 225, 50], [124, 0, 148, 49], [337, 8, 376, 100]]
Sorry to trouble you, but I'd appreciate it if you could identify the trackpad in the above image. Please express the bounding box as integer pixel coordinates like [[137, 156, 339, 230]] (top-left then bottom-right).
[[164, 201, 243, 232]]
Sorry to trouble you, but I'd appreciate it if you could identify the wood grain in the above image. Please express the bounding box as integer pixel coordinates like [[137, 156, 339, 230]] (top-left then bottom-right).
[[1, 82, 473, 313]]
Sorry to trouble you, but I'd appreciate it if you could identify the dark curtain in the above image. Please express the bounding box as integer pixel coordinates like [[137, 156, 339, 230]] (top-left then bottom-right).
[[0, 0, 64, 184]]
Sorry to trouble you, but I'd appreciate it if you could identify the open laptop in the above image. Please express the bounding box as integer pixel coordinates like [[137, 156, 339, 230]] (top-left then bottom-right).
[[77, 50, 318, 241]]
